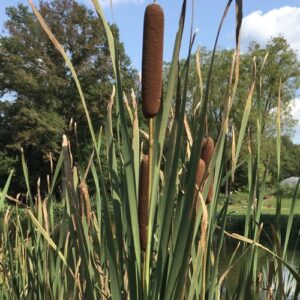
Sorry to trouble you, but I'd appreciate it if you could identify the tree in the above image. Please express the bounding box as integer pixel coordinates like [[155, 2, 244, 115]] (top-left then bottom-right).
[[185, 37, 298, 135], [0, 0, 138, 193], [178, 36, 299, 186], [239, 37, 299, 184], [277, 135, 300, 180]]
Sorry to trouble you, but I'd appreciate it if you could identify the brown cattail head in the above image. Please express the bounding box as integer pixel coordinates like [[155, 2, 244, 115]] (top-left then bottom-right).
[[138, 155, 149, 251], [194, 159, 206, 207], [201, 137, 214, 165], [201, 137, 215, 204], [142, 3, 164, 119]]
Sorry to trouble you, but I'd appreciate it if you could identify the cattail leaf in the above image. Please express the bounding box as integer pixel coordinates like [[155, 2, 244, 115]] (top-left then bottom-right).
[[235, 0, 243, 50], [276, 78, 282, 182], [106, 85, 124, 266], [92, 1, 142, 278], [193, 47, 204, 115], [26, 11, 114, 291], [145, 1, 187, 298], [124, 93, 134, 124], [26, 209, 73, 276], [152, 72, 184, 299], [230, 0, 242, 109], [7, 1, 295, 299], [272, 226, 286, 299], [234, 57, 256, 173], [165, 1, 236, 297], [48, 151, 63, 199], [184, 115, 193, 147], [90, 160, 122, 299], [20, 148, 32, 204], [52, 0, 140, 291], [226, 231, 300, 285], [194, 159, 206, 206], [283, 177, 300, 259], [0, 169, 14, 212], [151, 25, 199, 300], [62, 136, 97, 299], [231, 126, 236, 182], [91, 0, 116, 75], [207, 199, 229, 300], [132, 90, 140, 203], [188, 192, 208, 300], [28, 0, 98, 152], [216, 242, 244, 300], [91, 163, 102, 232]]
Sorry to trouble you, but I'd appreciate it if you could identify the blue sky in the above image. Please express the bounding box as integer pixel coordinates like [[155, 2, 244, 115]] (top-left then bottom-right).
[[0, 0, 299, 141], [1, 0, 299, 67]]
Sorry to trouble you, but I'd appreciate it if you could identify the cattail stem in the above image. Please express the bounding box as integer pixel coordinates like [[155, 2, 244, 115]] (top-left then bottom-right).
[[143, 118, 154, 297], [138, 154, 149, 297], [148, 118, 154, 210]]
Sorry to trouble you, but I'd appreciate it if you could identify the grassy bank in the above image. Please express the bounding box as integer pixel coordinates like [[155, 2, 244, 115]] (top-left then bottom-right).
[[219, 191, 300, 215]]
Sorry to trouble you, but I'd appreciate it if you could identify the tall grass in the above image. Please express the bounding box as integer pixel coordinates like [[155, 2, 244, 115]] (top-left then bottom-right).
[[0, 0, 299, 299]]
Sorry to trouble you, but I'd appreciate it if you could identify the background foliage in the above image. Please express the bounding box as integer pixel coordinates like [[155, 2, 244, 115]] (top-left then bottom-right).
[[0, 0, 138, 193]]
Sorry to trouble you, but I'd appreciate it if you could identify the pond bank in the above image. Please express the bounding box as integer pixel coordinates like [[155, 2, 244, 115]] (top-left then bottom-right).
[[225, 214, 300, 245]]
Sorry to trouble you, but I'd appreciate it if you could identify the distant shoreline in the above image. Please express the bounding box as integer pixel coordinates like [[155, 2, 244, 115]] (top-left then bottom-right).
[[224, 214, 300, 243]]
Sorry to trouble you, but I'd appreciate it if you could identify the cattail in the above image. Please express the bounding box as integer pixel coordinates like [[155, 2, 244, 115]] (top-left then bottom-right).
[[194, 158, 206, 208], [201, 137, 215, 203], [142, 3, 164, 119], [139, 155, 149, 251]]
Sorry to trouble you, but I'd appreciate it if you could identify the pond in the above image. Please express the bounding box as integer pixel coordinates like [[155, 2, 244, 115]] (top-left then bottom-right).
[[219, 235, 300, 299]]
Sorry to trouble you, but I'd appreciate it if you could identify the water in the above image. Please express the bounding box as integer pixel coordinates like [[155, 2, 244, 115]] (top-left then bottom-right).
[[219, 236, 300, 299]]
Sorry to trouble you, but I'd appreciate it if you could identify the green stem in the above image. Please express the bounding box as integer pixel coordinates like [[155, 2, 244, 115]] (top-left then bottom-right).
[[143, 118, 154, 299]]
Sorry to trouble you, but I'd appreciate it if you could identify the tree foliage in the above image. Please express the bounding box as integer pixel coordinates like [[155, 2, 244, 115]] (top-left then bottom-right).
[[0, 0, 138, 192], [181, 36, 299, 186]]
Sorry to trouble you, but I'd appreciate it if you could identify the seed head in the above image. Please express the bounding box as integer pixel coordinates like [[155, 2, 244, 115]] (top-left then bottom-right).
[[142, 3, 164, 118], [201, 137, 215, 203]]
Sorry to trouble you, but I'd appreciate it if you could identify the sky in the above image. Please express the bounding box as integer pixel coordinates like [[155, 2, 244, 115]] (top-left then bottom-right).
[[0, 0, 299, 141]]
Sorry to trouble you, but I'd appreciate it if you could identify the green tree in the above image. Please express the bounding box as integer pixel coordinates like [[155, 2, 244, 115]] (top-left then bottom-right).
[[181, 37, 299, 187], [278, 135, 300, 180], [0, 0, 137, 193], [184, 37, 298, 137]]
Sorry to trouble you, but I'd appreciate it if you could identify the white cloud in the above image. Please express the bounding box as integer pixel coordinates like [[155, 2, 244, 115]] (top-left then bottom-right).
[[241, 6, 300, 58], [289, 98, 300, 144]]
